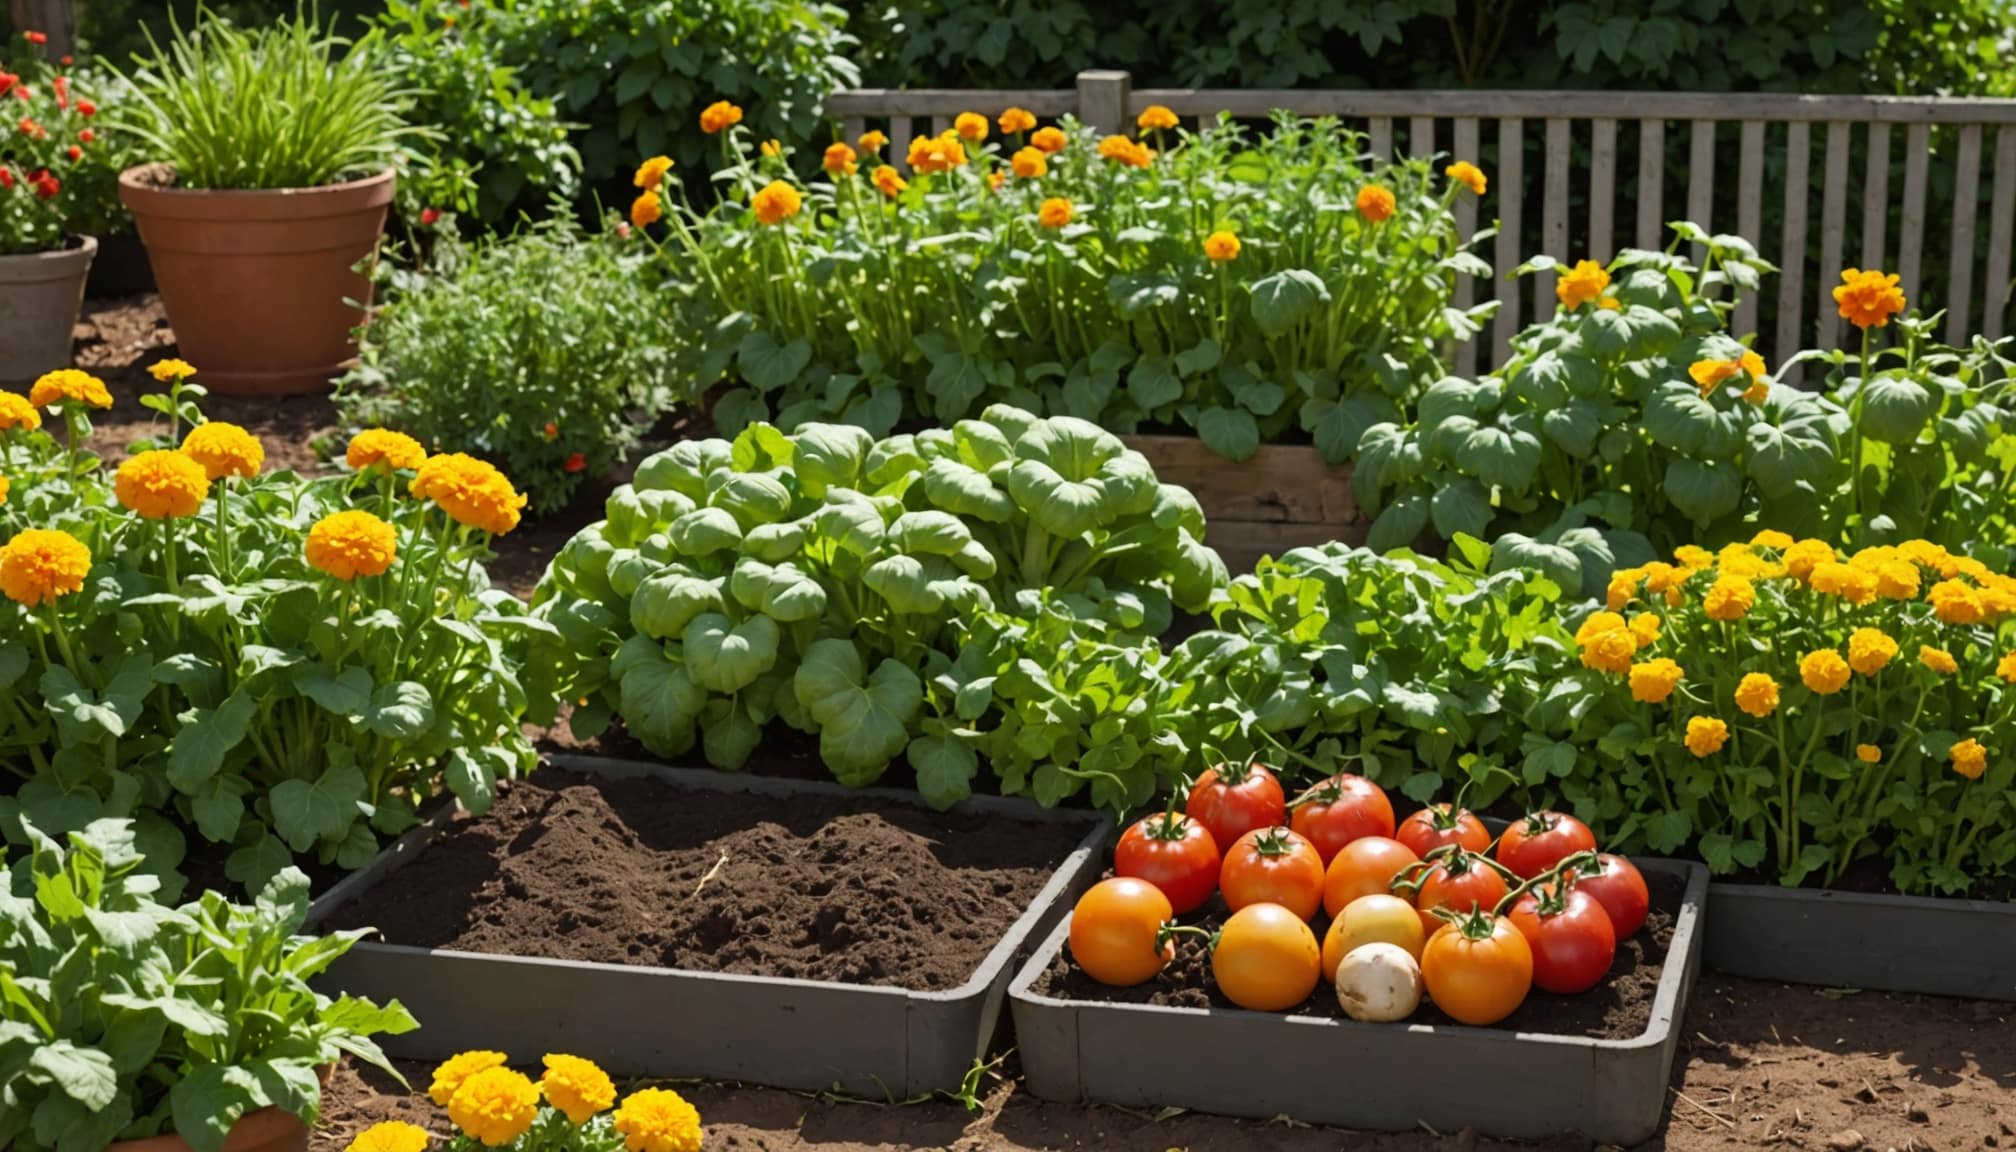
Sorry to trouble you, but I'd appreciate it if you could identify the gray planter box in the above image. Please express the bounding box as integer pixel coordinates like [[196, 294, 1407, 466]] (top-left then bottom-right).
[[1008, 858, 1708, 1146], [306, 754, 1111, 1097], [1703, 881, 2016, 1001]]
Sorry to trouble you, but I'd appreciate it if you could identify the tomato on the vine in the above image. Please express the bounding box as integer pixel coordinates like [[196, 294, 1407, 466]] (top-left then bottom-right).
[[1220, 827, 1325, 921], [1395, 804, 1491, 859], [1565, 853, 1650, 938], [1212, 902, 1322, 1012], [1496, 811, 1598, 880], [1322, 836, 1420, 917], [1114, 809, 1221, 915], [1407, 849, 1510, 936], [1421, 908, 1533, 1026], [1068, 877, 1173, 987], [1289, 773, 1395, 864], [1186, 760, 1286, 852], [1508, 884, 1617, 994]]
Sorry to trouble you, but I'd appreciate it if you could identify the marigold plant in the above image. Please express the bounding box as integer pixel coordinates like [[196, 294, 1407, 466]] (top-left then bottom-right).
[[350, 1052, 702, 1152]]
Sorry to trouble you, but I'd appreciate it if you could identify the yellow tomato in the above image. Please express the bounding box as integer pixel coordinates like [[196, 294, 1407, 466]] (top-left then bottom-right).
[[1321, 893, 1427, 982], [1212, 903, 1322, 1012]]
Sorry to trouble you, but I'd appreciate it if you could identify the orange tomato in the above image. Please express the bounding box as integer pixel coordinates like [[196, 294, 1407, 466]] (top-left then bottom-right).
[[1067, 877, 1173, 986], [1320, 893, 1426, 982], [1411, 851, 1510, 936], [1212, 903, 1322, 1011], [1321, 836, 1420, 918], [1219, 826, 1325, 921], [1421, 911, 1533, 1026]]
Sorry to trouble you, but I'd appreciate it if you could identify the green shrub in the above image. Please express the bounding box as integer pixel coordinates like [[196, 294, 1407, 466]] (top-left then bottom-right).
[[335, 223, 680, 513]]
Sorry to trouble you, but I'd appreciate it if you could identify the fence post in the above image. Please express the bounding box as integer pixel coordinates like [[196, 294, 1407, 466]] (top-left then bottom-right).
[[1076, 70, 1132, 136], [8, 0, 76, 57]]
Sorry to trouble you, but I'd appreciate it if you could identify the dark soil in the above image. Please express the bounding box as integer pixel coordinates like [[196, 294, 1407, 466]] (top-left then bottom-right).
[[1037, 869, 1683, 1040], [322, 769, 1090, 992]]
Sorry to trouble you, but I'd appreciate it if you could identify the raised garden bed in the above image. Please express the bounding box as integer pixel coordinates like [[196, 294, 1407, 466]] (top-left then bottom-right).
[[1121, 434, 1365, 572], [1703, 881, 2016, 1002], [1008, 859, 1707, 1145], [304, 754, 1110, 1097]]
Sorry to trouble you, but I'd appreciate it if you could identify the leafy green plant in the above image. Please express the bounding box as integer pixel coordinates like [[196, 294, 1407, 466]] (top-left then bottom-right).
[[115, 11, 415, 190], [0, 818, 417, 1152], [336, 222, 678, 513]]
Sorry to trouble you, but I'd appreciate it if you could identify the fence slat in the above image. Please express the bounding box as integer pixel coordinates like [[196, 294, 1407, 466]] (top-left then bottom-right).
[[842, 118, 866, 149], [1454, 117, 1480, 378], [1590, 119, 1617, 261], [1736, 121, 1765, 338], [1637, 119, 1665, 250], [1777, 121, 1812, 374], [1860, 123, 1891, 269], [1494, 117, 1525, 371], [1817, 121, 1851, 350], [1076, 70, 1131, 136], [930, 115, 951, 138], [1899, 122, 1931, 309], [1947, 125, 1984, 344], [889, 117, 915, 175], [1370, 117, 1393, 161], [1686, 120, 1715, 260], [1411, 115, 1435, 157], [1540, 119, 1570, 305], [1987, 127, 2016, 342]]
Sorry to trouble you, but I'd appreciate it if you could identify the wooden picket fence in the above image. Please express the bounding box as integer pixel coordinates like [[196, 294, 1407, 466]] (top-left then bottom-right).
[[830, 71, 2016, 377]]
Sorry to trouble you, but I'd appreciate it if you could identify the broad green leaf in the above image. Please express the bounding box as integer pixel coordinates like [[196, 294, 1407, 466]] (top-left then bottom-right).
[[362, 682, 435, 741], [291, 663, 373, 718], [683, 613, 781, 694], [268, 760, 367, 853]]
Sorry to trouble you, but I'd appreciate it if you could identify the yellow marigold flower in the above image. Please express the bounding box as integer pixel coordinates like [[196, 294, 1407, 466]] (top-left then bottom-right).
[[542, 1053, 617, 1125], [1897, 538, 1955, 575], [998, 107, 1037, 135], [760, 139, 782, 158], [1734, 672, 1780, 718], [872, 166, 907, 199], [1137, 104, 1179, 131], [1799, 649, 1851, 695], [1810, 560, 1876, 606], [1674, 544, 1714, 571], [1716, 542, 1781, 580], [1703, 575, 1755, 622], [1630, 612, 1661, 645], [1928, 578, 1986, 625], [1580, 627, 1638, 676], [907, 133, 968, 173], [857, 130, 888, 154], [1010, 146, 1047, 179], [987, 170, 1006, 192], [1606, 568, 1644, 612], [306, 510, 397, 581], [1097, 134, 1153, 168], [0, 476, 9, 505], [448, 1066, 540, 1148], [613, 1087, 704, 1152], [1742, 376, 1770, 405], [29, 368, 111, 410], [1834, 267, 1906, 329], [822, 142, 857, 176], [1685, 716, 1729, 758], [751, 181, 802, 226], [147, 358, 198, 383], [1999, 651, 2016, 683], [634, 155, 673, 191], [698, 100, 743, 135], [1597, 296, 1622, 310], [347, 428, 426, 474], [1557, 260, 1611, 310], [1629, 658, 1683, 704], [1356, 184, 1396, 222], [954, 111, 989, 142], [1038, 196, 1073, 229], [1750, 530, 1795, 551], [1203, 230, 1241, 262], [1031, 126, 1068, 154], [1643, 562, 1690, 604], [411, 453, 527, 536], [1951, 737, 1988, 781], [0, 391, 42, 431], [1574, 610, 1627, 645], [180, 421, 264, 481], [1920, 645, 1959, 675], [115, 449, 209, 519], [1957, 556, 1992, 580], [1783, 538, 1835, 582], [0, 528, 89, 607], [345, 1121, 430, 1152], [1445, 160, 1486, 196], [631, 190, 663, 228], [1872, 559, 1920, 601], [1689, 358, 1743, 397], [430, 1051, 508, 1106], [1848, 627, 1898, 676]]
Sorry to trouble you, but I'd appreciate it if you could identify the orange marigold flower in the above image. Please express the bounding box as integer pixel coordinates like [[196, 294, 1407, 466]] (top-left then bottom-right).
[[907, 133, 968, 173], [305, 509, 397, 581], [1783, 538, 1836, 582], [998, 107, 1036, 135], [1203, 230, 1241, 262], [1834, 267, 1906, 329], [1038, 196, 1073, 229], [347, 429, 426, 474], [411, 453, 527, 536], [857, 129, 888, 154], [631, 189, 663, 228], [541, 1054, 617, 1126], [1799, 649, 1851, 695], [148, 358, 197, 383], [1556, 260, 1611, 310], [633, 155, 673, 191], [1628, 657, 1683, 704], [1030, 126, 1068, 154], [1689, 358, 1743, 397], [1734, 672, 1780, 718], [180, 421, 264, 481], [987, 170, 1006, 192], [1355, 184, 1396, 222], [1096, 134, 1152, 168], [1685, 716, 1729, 758], [1848, 627, 1898, 676], [1951, 738, 1988, 780], [1998, 651, 2016, 683], [953, 111, 989, 142], [430, 1052, 508, 1108], [0, 528, 89, 607], [1928, 578, 1986, 625], [751, 181, 802, 226], [115, 449, 209, 519], [0, 391, 41, 431], [698, 100, 742, 135], [1703, 575, 1755, 621], [872, 166, 907, 199], [28, 368, 110, 410], [1920, 645, 1959, 675], [822, 142, 857, 176], [1445, 160, 1486, 196], [1010, 146, 1047, 179], [447, 1066, 540, 1147], [1137, 104, 1179, 131]]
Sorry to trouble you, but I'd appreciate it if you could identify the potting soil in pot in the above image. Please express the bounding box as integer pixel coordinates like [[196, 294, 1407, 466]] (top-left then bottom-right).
[[1038, 870, 1688, 1039], [326, 770, 1088, 991]]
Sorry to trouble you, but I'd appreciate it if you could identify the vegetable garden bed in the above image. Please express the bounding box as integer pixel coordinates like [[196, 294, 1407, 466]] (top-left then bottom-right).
[[304, 755, 1110, 1096], [1119, 434, 1365, 571], [1009, 858, 1707, 1145]]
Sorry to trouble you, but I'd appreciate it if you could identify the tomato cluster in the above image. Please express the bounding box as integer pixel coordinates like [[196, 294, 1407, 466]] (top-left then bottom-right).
[[1072, 765, 1653, 1028]]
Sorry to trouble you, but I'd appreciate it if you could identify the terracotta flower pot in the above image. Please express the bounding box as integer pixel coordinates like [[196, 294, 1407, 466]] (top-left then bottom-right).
[[107, 1107, 308, 1152], [0, 234, 96, 386], [119, 163, 394, 396]]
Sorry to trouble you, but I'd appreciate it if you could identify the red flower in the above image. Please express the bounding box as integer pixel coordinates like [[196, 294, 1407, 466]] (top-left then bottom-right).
[[419, 207, 441, 226], [58, 55, 71, 66], [76, 99, 94, 117], [12, 87, 29, 102], [0, 167, 13, 188], [77, 129, 92, 144], [564, 452, 587, 473], [64, 145, 80, 162], [23, 31, 46, 45], [30, 170, 58, 199], [0, 74, 15, 97], [543, 422, 558, 440], [51, 75, 67, 110], [17, 118, 42, 138]]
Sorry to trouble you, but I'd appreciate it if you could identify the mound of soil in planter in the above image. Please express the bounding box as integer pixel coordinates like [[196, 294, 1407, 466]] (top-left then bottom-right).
[[325, 770, 1091, 992], [1039, 869, 1687, 1040]]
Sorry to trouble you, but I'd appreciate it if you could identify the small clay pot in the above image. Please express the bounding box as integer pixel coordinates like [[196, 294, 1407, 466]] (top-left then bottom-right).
[[0, 234, 96, 385], [105, 1107, 308, 1152]]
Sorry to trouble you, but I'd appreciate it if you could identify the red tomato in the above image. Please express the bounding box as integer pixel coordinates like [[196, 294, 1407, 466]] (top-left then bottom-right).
[[1114, 810, 1221, 915], [1507, 884, 1617, 994], [1068, 878, 1174, 986], [1220, 827, 1325, 921], [1411, 850, 1510, 936], [1186, 761, 1286, 852], [1421, 910, 1533, 1025], [1496, 811, 1598, 880], [1289, 774, 1396, 864], [1396, 804, 1491, 859], [1322, 836, 1419, 918], [1565, 853, 1650, 938]]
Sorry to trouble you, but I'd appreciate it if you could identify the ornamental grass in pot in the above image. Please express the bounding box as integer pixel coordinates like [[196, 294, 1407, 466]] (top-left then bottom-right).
[[0, 818, 417, 1152], [116, 15, 413, 396]]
